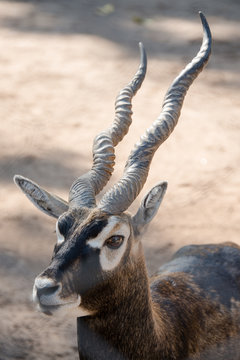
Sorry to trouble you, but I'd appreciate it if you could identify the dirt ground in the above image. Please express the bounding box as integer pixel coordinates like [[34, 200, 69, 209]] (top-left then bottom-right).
[[0, 0, 239, 359]]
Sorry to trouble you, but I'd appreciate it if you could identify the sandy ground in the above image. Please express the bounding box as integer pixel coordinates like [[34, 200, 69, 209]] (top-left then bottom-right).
[[0, 0, 239, 359]]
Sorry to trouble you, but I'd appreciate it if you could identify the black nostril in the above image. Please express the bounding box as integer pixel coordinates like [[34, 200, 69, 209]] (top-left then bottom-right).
[[36, 284, 60, 298]]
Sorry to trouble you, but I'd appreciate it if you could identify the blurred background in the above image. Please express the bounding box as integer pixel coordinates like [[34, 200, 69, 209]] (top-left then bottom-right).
[[0, 0, 239, 359]]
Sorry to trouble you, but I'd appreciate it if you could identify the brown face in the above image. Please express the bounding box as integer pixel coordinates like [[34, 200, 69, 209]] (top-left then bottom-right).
[[32, 208, 134, 317]]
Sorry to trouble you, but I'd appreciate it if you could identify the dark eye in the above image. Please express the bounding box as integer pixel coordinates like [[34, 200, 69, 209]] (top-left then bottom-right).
[[105, 235, 124, 249], [58, 219, 68, 236]]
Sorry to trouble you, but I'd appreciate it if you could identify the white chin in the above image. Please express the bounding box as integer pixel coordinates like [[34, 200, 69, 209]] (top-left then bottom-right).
[[34, 295, 91, 318]]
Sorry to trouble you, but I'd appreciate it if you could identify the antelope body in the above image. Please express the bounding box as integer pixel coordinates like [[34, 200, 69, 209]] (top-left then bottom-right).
[[14, 13, 240, 360]]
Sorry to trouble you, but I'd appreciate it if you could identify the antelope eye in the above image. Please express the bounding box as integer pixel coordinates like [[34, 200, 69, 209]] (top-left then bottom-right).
[[105, 235, 124, 249], [56, 221, 65, 245], [58, 219, 68, 236]]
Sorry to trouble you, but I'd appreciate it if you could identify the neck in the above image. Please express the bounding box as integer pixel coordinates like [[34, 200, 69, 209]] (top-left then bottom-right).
[[77, 251, 163, 360]]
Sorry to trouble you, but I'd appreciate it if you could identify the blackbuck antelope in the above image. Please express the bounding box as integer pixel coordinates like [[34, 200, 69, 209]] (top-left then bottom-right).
[[14, 13, 240, 360]]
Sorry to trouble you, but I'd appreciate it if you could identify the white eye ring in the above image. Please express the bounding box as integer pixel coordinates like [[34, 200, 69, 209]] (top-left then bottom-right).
[[56, 221, 65, 245]]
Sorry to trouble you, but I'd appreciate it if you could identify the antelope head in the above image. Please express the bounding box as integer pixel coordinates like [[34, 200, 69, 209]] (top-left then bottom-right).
[[14, 13, 211, 317]]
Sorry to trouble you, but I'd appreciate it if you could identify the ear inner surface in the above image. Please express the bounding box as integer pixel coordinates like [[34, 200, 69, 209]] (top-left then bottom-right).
[[144, 182, 168, 212], [14, 175, 69, 218], [132, 182, 168, 236]]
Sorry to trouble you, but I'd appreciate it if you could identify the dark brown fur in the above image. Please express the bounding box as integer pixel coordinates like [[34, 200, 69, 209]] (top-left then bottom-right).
[[77, 242, 240, 360]]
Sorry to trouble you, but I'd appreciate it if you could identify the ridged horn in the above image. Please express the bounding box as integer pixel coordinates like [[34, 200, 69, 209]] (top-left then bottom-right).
[[99, 12, 212, 214], [69, 43, 147, 208]]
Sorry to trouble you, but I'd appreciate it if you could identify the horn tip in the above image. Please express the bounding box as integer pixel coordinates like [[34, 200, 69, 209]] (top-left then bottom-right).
[[198, 11, 206, 24], [13, 174, 25, 186], [138, 41, 145, 54], [138, 41, 147, 69], [198, 11, 211, 35], [197, 11, 212, 55]]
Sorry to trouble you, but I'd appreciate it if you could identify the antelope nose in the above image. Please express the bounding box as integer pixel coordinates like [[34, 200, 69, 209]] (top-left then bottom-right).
[[33, 277, 61, 304]]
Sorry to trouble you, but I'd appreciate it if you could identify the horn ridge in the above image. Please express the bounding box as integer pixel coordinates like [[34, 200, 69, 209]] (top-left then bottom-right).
[[69, 43, 147, 209], [110, 42, 147, 147], [99, 12, 212, 214]]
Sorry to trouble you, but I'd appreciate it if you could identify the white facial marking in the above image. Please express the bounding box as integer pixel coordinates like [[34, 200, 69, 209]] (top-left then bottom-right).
[[87, 216, 130, 272], [33, 277, 92, 318], [32, 284, 37, 303], [100, 223, 129, 271], [51, 297, 92, 318], [34, 276, 56, 289], [87, 216, 120, 249], [56, 220, 65, 245], [33, 277, 61, 306], [49, 295, 92, 318]]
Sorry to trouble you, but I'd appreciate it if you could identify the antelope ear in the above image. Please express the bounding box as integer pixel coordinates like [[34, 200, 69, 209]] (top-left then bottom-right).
[[14, 175, 69, 218], [132, 182, 168, 236]]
